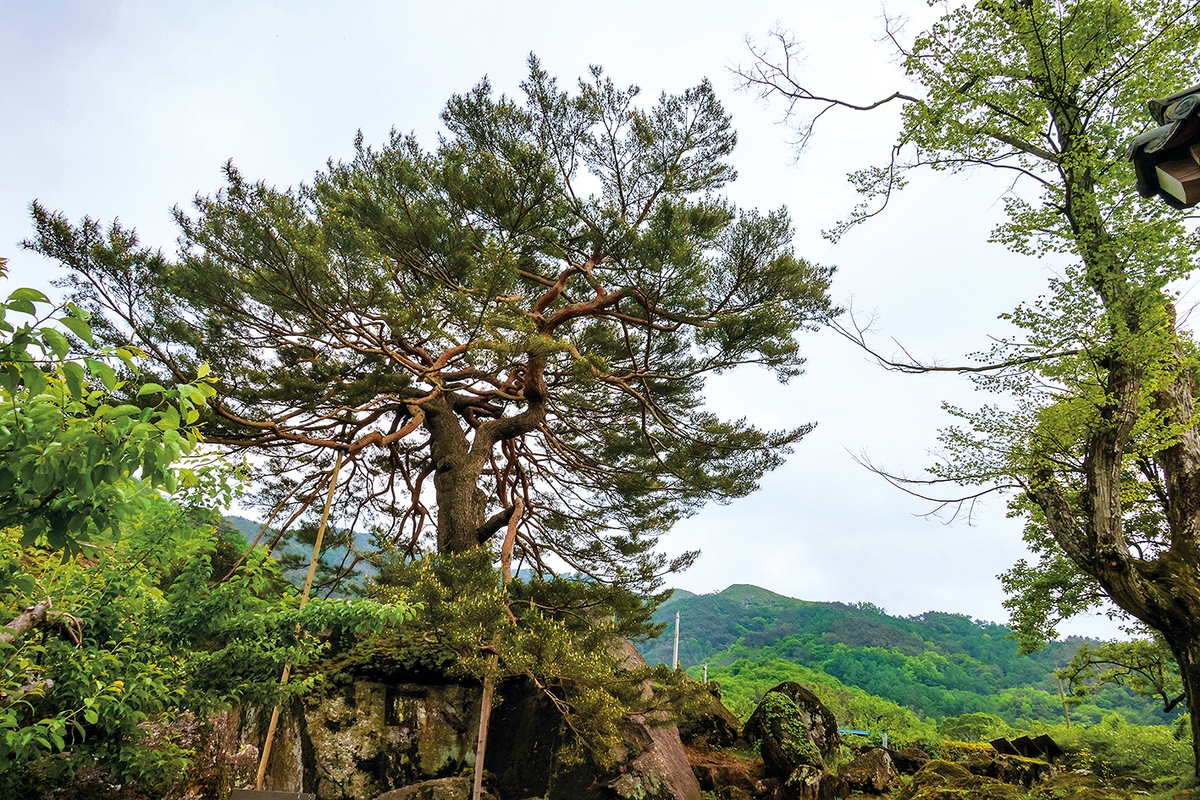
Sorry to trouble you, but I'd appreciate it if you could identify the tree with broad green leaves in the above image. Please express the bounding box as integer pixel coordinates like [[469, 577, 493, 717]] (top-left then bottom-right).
[[28, 57, 835, 594], [0, 256, 217, 553], [1058, 633, 1186, 714], [739, 0, 1200, 774]]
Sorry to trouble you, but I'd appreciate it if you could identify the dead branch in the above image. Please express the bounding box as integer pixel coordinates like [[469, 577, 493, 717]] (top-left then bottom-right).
[[830, 309, 1082, 374], [0, 677, 54, 707], [0, 600, 83, 648]]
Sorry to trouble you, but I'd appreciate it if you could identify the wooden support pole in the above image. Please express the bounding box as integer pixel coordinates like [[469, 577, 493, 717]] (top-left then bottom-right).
[[473, 498, 524, 800], [254, 451, 344, 791], [1056, 675, 1072, 727]]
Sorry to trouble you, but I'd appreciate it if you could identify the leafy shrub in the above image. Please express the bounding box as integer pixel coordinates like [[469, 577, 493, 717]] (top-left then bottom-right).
[[1037, 715, 1191, 779], [0, 500, 413, 796]]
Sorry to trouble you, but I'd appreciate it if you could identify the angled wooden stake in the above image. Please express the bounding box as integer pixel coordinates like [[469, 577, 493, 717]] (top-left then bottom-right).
[[254, 450, 344, 791], [473, 497, 525, 800]]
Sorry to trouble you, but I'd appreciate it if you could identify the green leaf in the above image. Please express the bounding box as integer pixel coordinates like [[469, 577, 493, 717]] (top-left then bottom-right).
[[7, 287, 49, 305], [58, 316, 94, 346], [137, 383, 166, 397], [84, 358, 118, 391], [20, 364, 46, 396], [40, 328, 70, 359], [62, 361, 85, 400]]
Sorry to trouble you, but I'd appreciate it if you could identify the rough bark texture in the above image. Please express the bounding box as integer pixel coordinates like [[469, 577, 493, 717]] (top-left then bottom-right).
[[1030, 94, 1200, 777]]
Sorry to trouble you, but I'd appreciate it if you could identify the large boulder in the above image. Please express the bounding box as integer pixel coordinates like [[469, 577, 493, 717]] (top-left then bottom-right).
[[898, 760, 1022, 800], [677, 680, 740, 750], [959, 751, 1055, 789], [785, 765, 850, 800], [839, 748, 897, 794], [483, 641, 701, 800], [249, 681, 480, 800], [601, 640, 703, 800], [889, 746, 930, 775], [743, 683, 840, 777]]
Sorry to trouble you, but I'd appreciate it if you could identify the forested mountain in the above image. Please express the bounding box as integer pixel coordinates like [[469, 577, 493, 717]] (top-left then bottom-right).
[[638, 584, 1173, 727], [223, 514, 376, 593]]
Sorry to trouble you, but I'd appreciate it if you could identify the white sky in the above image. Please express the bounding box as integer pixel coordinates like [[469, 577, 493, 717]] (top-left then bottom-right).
[[0, 0, 1129, 636]]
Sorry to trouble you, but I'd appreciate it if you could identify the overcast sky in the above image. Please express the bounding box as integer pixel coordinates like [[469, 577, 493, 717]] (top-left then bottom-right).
[[1, 1, 1135, 637]]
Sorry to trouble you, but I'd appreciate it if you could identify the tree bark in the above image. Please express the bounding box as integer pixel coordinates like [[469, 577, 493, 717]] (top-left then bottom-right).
[[424, 356, 547, 556], [424, 394, 489, 554], [1165, 635, 1200, 777]]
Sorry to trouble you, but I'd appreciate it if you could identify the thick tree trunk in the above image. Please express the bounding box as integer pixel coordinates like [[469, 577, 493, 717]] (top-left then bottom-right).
[[423, 358, 547, 556], [1165, 636, 1200, 777], [424, 395, 488, 554]]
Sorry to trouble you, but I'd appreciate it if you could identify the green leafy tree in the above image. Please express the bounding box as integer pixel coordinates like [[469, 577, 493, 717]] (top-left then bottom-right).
[[27, 58, 835, 592], [1060, 633, 1186, 713], [0, 497, 414, 796], [0, 257, 215, 552], [739, 0, 1200, 773], [0, 263, 416, 793]]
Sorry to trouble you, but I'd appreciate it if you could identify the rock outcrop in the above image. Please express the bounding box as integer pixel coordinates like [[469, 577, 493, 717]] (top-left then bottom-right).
[[604, 640, 703, 800], [231, 642, 701, 800], [838, 748, 897, 794], [250, 681, 479, 800], [743, 682, 840, 777], [677, 680, 740, 750], [889, 746, 930, 775], [898, 760, 1023, 800], [959, 751, 1056, 789]]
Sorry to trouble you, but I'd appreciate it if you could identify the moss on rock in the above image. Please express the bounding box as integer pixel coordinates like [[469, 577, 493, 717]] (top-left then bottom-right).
[[743, 682, 839, 779], [898, 760, 1022, 800]]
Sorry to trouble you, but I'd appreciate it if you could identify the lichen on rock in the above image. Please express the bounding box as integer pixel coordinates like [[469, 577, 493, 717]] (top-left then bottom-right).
[[743, 682, 840, 778]]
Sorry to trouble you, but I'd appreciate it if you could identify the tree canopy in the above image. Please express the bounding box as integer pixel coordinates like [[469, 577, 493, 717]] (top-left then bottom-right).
[[0, 257, 216, 553], [741, 0, 1200, 773], [29, 58, 834, 592]]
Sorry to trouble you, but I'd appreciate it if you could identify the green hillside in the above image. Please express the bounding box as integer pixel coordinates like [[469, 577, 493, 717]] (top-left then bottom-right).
[[224, 514, 375, 593], [639, 584, 1174, 727]]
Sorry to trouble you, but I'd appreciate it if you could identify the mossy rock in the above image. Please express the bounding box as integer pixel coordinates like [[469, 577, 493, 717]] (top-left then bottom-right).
[[743, 682, 839, 779], [959, 752, 1053, 789], [898, 760, 1021, 800], [676, 680, 740, 750], [744, 692, 825, 775], [1024, 772, 1132, 800]]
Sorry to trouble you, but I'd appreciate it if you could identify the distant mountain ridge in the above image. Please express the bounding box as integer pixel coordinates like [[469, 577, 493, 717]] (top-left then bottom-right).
[[638, 584, 1172, 726], [223, 514, 376, 592]]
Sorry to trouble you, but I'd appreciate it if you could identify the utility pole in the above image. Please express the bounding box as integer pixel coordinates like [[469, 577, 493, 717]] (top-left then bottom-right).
[[703, 663, 708, 683], [672, 610, 680, 670]]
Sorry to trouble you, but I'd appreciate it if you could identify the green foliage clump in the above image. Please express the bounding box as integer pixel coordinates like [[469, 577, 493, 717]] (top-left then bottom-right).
[[0, 498, 413, 796], [364, 548, 687, 769], [1037, 715, 1192, 781], [0, 269, 217, 553]]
